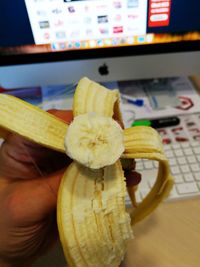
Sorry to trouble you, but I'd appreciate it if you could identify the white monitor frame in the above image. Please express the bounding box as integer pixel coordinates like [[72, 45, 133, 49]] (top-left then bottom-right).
[[0, 49, 200, 88]]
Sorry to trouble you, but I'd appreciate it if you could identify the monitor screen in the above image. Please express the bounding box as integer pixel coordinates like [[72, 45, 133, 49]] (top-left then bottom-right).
[[0, 0, 200, 88]]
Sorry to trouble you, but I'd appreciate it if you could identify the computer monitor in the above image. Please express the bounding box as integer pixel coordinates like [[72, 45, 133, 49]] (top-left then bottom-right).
[[0, 0, 200, 88]]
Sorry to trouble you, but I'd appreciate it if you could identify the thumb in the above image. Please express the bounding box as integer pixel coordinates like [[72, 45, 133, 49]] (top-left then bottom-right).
[[18, 169, 66, 222], [32, 110, 74, 217], [32, 168, 66, 217], [5, 169, 67, 224]]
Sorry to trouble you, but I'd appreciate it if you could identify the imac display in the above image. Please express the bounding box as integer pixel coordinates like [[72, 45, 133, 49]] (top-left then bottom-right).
[[0, 0, 200, 88]]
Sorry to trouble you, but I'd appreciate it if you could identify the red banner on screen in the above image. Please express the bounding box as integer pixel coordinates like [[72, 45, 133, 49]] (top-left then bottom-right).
[[148, 0, 171, 27]]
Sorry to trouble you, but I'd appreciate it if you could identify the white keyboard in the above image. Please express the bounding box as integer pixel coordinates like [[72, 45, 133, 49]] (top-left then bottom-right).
[[126, 141, 200, 206]]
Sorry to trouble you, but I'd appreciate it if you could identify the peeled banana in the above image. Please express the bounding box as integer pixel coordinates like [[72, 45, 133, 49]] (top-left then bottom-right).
[[64, 112, 124, 169], [0, 77, 173, 267]]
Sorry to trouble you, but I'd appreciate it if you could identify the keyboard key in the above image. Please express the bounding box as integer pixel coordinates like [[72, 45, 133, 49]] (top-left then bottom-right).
[[164, 145, 171, 151], [171, 166, 181, 175], [136, 162, 143, 171], [153, 161, 159, 168], [193, 147, 200, 154], [191, 141, 200, 147], [176, 182, 199, 194], [148, 178, 155, 187], [187, 155, 196, 164], [172, 144, 181, 149], [169, 158, 177, 166], [139, 179, 150, 191], [165, 150, 174, 158], [144, 161, 153, 169], [196, 155, 200, 162], [190, 164, 200, 172], [177, 157, 187, 165], [194, 173, 200, 181], [183, 148, 193, 156], [181, 142, 190, 148], [174, 174, 184, 183], [180, 165, 190, 173], [174, 149, 184, 157], [184, 173, 194, 182]]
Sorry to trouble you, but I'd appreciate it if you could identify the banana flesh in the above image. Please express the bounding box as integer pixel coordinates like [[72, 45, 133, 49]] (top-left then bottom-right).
[[64, 113, 124, 169], [0, 77, 173, 267]]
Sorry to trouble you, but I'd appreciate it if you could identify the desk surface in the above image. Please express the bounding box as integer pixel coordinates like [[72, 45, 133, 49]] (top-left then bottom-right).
[[35, 198, 200, 267], [124, 198, 200, 267]]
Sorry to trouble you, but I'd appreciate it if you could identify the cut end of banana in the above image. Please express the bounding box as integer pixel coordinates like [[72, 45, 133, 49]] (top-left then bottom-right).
[[64, 113, 124, 169]]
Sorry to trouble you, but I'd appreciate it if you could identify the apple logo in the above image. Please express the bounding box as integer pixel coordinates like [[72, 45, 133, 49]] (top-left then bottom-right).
[[98, 63, 109, 75]]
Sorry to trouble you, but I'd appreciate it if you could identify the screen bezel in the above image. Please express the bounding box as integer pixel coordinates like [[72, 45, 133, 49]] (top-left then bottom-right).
[[1, 40, 200, 66]]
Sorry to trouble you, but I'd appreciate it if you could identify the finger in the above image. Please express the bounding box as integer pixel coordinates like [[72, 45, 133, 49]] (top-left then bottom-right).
[[0, 140, 39, 180], [121, 159, 141, 187], [47, 109, 73, 124], [36, 169, 65, 216], [0, 134, 71, 180], [10, 135, 71, 174], [124, 170, 142, 187], [4, 169, 66, 228], [8, 169, 66, 222]]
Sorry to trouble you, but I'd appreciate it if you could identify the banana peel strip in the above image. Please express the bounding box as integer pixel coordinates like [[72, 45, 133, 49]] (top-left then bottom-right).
[[73, 77, 124, 124], [0, 77, 173, 267], [123, 126, 173, 224], [57, 161, 133, 267], [0, 94, 67, 152]]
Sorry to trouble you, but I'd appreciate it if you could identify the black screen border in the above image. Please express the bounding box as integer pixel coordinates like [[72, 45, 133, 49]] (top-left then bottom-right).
[[0, 40, 200, 66]]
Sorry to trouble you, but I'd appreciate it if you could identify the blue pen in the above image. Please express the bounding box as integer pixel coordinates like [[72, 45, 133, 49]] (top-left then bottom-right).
[[126, 98, 144, 107], [121, 95, 144, 107]]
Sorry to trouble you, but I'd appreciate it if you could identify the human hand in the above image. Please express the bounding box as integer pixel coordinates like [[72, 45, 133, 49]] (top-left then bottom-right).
[[0, 108, 141, 267], [0, 110, 73, 267]]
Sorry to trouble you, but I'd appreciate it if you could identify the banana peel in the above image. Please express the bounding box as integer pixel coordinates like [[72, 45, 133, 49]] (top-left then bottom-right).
[[0, 77, 173, 267]]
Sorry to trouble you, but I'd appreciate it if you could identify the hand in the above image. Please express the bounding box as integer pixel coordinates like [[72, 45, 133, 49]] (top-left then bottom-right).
[[0, 108, 141, 267], [0, 110, 73, 267]]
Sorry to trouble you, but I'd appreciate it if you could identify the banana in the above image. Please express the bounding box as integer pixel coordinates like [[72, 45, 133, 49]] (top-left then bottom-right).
[[73, 77, 122, 121], [0, 77, 174, 267], [57, 161, 133, 267], [0, 94, 67, 152], [64, 113, 124, 169]]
